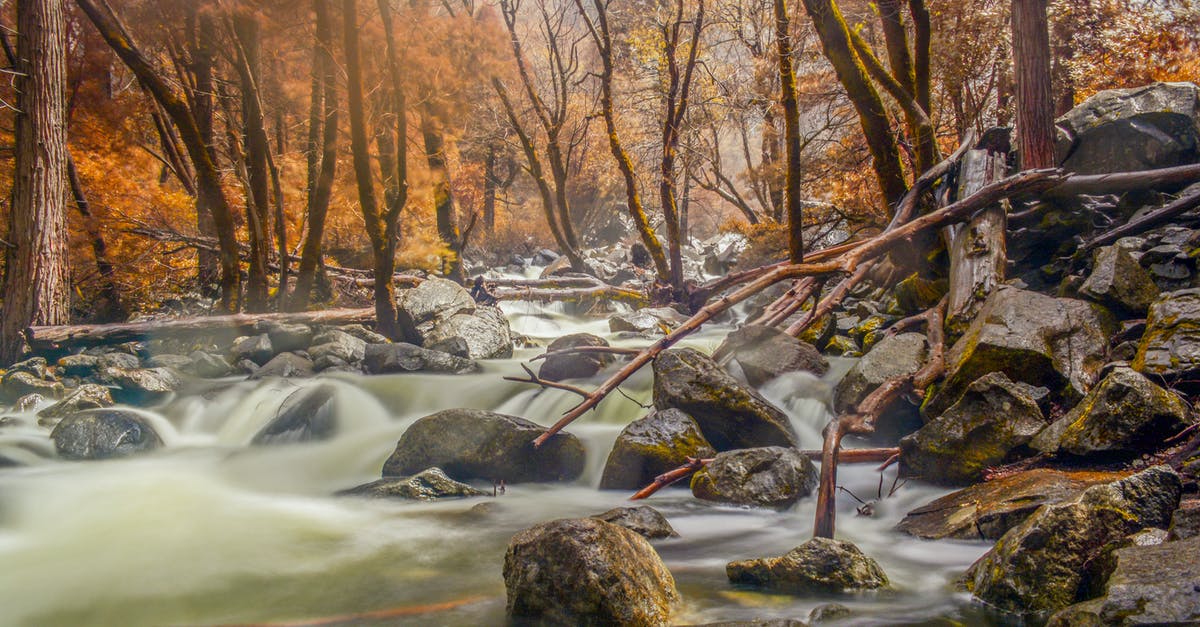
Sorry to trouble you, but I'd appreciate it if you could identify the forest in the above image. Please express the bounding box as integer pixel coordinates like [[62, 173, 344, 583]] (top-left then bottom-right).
[[1, 0, 1200, 624]]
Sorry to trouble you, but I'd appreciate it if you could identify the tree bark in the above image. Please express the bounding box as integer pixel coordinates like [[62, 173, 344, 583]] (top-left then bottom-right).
[[944, 132, 1009, 334], [187, 3, 219, 292], [1012, 0, 1056, 169], [232, 12, 272, 312], [2, 0, 70, 362], [774, 0, 804, 263]]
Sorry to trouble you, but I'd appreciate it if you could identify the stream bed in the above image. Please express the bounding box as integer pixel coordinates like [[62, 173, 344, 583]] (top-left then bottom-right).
[[0, 301, 998, 626]]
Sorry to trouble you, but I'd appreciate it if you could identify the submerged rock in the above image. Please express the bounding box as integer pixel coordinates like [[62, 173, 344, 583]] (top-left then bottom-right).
[[50, 409, 163, 460], [966, 465, 1182, 619], [599, 409, 716, 491], [590, 506, 678, 539], [383, 408, 584, 483], [538, 333, 612, 382], [652, 348, 797, 451], [504, 518, 679, 626], [726, 537, 889, 594], [718, 325, 828, 387], [362, 342, 477, 374], [338, 467, 487, 500], [690, 447, 818, 510], [251, 384, 338, 445], [900, 372, 1047, 485]]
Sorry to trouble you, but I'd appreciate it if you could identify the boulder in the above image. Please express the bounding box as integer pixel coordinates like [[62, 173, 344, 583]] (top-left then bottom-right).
[[249, 352, 315, 380], [925, 286, 1117, 417], [50, 409, 164, 460], [103, 367, 181, 405], [599, 409, 716, 490], [1046, 535, 1200, 626], [189, 351, 233, 378], [144, 354, 192, 370], [1032, 366, 1193, 458], [1078, 245, 1160, 316], [338, 468, 487, 500], [97, 352, 140, 370], [900, 372, 1047, 485], [590, 506, 678, 539], [263, 322, 314, 353], [362, 342, 477, 374], [424, 305, 513, 359], [308, 329, 367, 364], [726, 537, 889, 594], [383, 408, 585, 483], [538, 333, 612, 382], [718, 325, 828, 387], [1056, 82, 1200, 175], [396, 277, 476, 341], [504, 518, 678, 626], [1168, 499, 1200, 541], [966, 465, 1183, 619], [230, 333, 275, 366], [334, 324, 391, 345], [691, 447, 818, 509], [896, 468, 1124, 540], [36, 384, 115, 425], [1, 370, 64, 402], [1133, 288, 1200, 386], [57, 354, 100, 377], [833, 332, 927, 443], [251, 384, 338, 445], [652, 348, 797, 451], [610, 307, 690, 334]]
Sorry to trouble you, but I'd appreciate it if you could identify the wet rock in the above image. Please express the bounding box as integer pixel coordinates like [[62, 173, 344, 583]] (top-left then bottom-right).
[[383, 408, 585, 483], [249, 352, 315, 380], [424, 305, 513, 360], [362, 342, 477, 374], [50, 409, 164, 460], [145, 354, 193, 370], [610, 307, 690, 334], [189, 351, 233, 378], [1031, 366, 1193, 458], [532, 248, 560, 266], [312, 354, 352, 372], [263, 322, 314, 353], [896, 468, 1124, 540], [1, 371, 64, 402], [335, 324, 390, 345], [504, 518, 679, 626], [251, 384, 337, 445], [1133, 288, 1200, 386], [338, 467, 487, 500], [57, 354, 101, 377], [718, 325, 828, 387], [900, 372, 1047, 486], [37, 384, 115, 426], [98, 352, 140, 370], [8, 356, 50, 378], [103, 367, 181, 405], [652, 348, 797, 451], [1168, 499, 1200, 541], [537, 333, 612, 382], [599, 409, 716, 490], [590, 506, 678, 539], [308, 329, 367, 364], [691, 447, 818, 509], [1046, 535, 1200, 626], [833, 332, 926, 444], [13, 394, 45, 413], [809, 603, 852, 623], [230, 334, 275, 366], [925, 286, 1116, 417], [822, 335, 859, 357], [688, 620, 807, 627], [396, 277, 476, 341], [726, 537, 889, 594], [966, 465, 1183, 619], [1056, 82, 1200, 175], [1078, 245, 1160, 316]]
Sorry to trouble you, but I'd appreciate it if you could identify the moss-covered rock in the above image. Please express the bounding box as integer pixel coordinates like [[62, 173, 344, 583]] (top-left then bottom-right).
[[538, 333, 612, 382], [1032, 366, 1193, 458], [50, 409, 163, 460], [690, 447, 818, 509], [1133, 288, 1200, 386], [337, 467, 487, 500], [504, 518, 679, 626], [717, 324, 828, 387], [726, 537, 889, 595], [896, 468, 1124, 540], [1079, 245, 1161, 316], [600, 409, 716, 490], [590, 506, 678, 539], [925, 286, 1117, 418], [966, 465, 1182, 620], [834, 332, 927, 444], [652, 348, 796, 451], [383, 408, 585, 483]]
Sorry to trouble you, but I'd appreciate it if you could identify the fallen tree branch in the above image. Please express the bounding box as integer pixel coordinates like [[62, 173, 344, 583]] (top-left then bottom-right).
[[529, 346, 642, 362], [1080, 185, 1200, 251], [503, 364, 592, 398]]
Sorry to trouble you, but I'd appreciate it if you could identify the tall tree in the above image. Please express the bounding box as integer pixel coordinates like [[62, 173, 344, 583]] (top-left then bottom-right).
[[1012, 0, 1056, 169], [231, 11, 273, 311], [2, 0, 69, 362], [774, 0, 804, 263]]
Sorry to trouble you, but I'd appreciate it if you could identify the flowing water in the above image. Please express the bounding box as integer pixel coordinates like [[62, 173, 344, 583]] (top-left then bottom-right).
[[0, 299, 997, 626]]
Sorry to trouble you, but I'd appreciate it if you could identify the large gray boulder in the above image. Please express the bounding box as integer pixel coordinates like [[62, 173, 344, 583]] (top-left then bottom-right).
[[1056, 82, 1200, 175], [230, 333, 275, 366], [538, 333, 612, 382], [249, 352, 315, 379], [652, 348, 797, 451], [833, 332, 927, 443], [1078, 245, 1161, 316], [900, 372, 1047, 486], [102, 367, 181, 405], [383, 408, 584, 483], [590, 506, 678, 540], [424, 305, 513, 360], [726, 537, 889, 595], [251, 384, 338, 445], [1046, 535, 1200, 626], [690, 447, 818, 510], [966, 465, 1183, 620], [396, 277, 476, 342], [362, 342, 477, 374], [1134, 288, 1200, 385], [504, 518, 679, 626], [338, 467, 487, 500], [308, 329, 367, 364], [599, 409, 716, 490], [718, 325, 828, 387], [1032, 366, 1193, 458], [50, 409, 164, 460], [610, 307, 689, 335], [263, 322, 314, 353], [925, 286, 1117, 417]]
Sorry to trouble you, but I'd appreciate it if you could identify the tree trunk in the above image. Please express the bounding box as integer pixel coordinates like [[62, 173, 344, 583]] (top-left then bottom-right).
[[232, 12, 272, 312], [293, 0, 339, 311], [1012, 0, 1055, 169], [188, 3, 219, 292], [483, 145, 497, 233], [2, 0, 70, 362], [421, 113, 465, 283], [774, 0, 804, 263]]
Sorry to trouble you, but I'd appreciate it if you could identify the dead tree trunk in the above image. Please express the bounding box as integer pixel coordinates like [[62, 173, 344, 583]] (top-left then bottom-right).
[[1012, 0, 1055, 169]]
